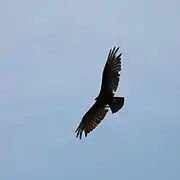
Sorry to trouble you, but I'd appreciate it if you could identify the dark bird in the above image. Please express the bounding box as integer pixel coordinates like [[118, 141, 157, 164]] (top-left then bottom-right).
[[75, 46, 124, 139]]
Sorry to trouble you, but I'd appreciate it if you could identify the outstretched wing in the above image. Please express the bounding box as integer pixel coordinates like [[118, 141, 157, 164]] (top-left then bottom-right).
[[75, 101, 109, 139], [98, 46, 122, 95]]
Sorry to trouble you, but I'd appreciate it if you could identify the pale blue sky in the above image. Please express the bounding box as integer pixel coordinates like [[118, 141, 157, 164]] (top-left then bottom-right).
[[0, 0, 180, 179]]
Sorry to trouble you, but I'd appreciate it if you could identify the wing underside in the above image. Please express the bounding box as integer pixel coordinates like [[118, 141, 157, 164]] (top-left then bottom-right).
[[75, 102, 109, 139], [100, 46, 122, 94]]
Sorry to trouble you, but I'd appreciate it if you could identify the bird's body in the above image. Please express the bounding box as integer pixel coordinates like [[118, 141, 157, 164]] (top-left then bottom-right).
[[75, 46, 124, 139]]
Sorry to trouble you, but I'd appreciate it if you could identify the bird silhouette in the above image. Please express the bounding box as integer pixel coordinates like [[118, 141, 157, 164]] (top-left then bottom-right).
[[75, 46, 124, 139]]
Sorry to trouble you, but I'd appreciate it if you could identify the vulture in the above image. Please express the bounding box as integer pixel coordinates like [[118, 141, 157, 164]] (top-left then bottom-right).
[[75, 46, 124, 139]]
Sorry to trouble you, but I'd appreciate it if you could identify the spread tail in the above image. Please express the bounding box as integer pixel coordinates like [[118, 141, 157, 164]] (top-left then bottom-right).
[[108, 97, 124, 114]]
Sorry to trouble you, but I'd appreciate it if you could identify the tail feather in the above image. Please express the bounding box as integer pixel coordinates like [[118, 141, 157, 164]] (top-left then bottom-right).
[[108, 97, 124, 114]]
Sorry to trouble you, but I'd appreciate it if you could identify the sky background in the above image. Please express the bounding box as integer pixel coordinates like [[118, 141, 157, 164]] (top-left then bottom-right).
[[0, 0, 180, 179]]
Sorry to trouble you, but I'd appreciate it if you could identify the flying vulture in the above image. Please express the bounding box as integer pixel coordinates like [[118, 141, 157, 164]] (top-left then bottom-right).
[[75, 46, 124, 139]]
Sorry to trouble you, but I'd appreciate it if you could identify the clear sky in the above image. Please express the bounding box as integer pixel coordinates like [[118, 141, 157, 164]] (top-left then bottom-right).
[[0, 0, 180, 179]]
